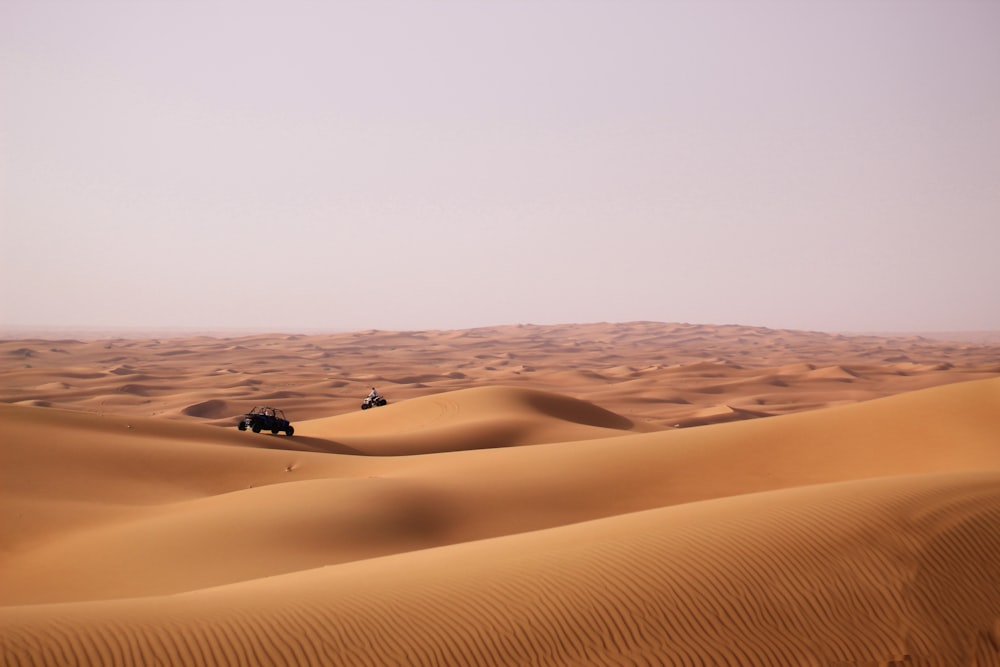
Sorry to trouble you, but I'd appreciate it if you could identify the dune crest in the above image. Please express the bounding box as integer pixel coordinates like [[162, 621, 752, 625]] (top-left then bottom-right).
[[296, 385, 655, 455]]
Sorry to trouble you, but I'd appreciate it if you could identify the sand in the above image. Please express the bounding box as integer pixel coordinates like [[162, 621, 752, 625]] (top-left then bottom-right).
[[1, 321, 999, 665]]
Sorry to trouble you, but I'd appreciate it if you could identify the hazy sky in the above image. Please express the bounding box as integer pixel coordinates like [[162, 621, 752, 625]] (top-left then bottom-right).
[[3, 0, 999, 333]]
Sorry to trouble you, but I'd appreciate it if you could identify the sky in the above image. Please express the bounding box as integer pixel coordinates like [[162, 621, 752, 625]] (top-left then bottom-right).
[[2, 0, 999, 334]]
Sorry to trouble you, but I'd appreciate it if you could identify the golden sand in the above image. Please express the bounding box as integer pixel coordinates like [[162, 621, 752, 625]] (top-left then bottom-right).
[[2, 322, 999, 665]]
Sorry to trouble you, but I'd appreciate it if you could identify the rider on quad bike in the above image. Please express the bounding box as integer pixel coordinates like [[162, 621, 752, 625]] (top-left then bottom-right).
[[361, 387, 387, 410]]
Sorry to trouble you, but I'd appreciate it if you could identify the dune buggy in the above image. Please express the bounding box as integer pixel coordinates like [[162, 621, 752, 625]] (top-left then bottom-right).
[[237, 406, 294, 436]]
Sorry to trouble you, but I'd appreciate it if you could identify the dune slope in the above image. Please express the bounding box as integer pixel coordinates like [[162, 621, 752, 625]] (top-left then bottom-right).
[[3, 471, 999, 665]]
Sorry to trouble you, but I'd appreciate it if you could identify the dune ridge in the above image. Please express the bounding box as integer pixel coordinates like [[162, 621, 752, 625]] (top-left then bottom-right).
[[2, 323, 1000, 665], [295, 385, 656, 455]]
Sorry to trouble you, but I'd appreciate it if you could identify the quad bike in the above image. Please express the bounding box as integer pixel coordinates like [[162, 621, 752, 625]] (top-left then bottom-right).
[[237, 406, 294, 435], [361, 395, 387, 410]]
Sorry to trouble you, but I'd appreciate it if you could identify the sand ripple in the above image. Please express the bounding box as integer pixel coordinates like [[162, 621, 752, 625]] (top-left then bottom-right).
[[3, 473, 999, 665]]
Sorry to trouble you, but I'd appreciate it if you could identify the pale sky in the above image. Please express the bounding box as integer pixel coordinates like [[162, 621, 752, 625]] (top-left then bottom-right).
[[2, 0, 999, 334]]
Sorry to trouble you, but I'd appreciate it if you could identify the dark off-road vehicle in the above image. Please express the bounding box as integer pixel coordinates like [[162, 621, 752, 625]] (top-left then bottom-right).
[[237, 406, 294, 436]]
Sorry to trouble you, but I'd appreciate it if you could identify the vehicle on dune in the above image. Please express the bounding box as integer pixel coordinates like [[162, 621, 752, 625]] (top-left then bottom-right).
[[361, 394, 387, 410], [237, 406, 294, 435]]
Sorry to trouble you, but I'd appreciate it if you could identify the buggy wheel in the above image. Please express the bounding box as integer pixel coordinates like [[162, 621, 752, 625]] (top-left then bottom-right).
[[286, 426, 294, 436], [271, 427, 279, 434], [252, 424, 261, 433], [238, 422, 246, 431]]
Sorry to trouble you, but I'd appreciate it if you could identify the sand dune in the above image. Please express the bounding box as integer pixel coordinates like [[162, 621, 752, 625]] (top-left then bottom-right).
[[3, 471, 1000, 664], [295, 385, 660, 455], [2, 322, 1000, 665]]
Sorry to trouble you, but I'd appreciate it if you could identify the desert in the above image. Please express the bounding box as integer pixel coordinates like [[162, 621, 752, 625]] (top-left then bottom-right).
[[1, 321, 1000, 665], [6, 0, 1000, 662]]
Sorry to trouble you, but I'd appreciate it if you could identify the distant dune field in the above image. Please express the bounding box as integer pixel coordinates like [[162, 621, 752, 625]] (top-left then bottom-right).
[[3, 321, 999, 427], [2, 322, 999, 665]]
